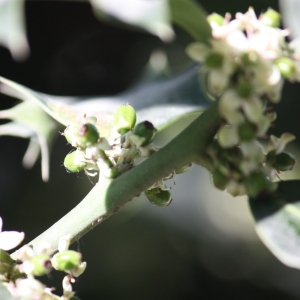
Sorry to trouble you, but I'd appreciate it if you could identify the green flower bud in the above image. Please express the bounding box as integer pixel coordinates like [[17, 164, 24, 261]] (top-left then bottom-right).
[[144, 188, 172, 207], [245, 172, 277, 198], [241, 51, 259, 66], [114, 104, 137, 134], [30, 254, 52, 276], [275, 57, 296, 78], [64, 123, 99, 148], [52, 250, 81, 271], [267, 151, 296, 171], [205, 52, 224, 69], [236, 80, 253, 98], [238, 121, 257, 141], [132, 121, 156, 146], [260, 8, 281, 28], [212, 168, 230, 190], [207, 13, 224, 27], [77, 123, 99, 147], [64, 150, 86, 173]]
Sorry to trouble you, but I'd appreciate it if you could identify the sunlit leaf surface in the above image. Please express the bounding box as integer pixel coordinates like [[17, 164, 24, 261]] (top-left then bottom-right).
[[90, 0, 174, 41], [250, 180, 300, 268], [0, 0, 29, 60], [279, 0, 300, 39]]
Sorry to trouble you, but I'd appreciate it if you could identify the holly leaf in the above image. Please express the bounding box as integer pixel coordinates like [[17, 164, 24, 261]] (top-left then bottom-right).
[[169, 0, 211, 43], [249, 180, 300, 268], [90, 0, 174, 41], [0, 63, 209, 180], [0, 0, 29, 60], [279, 0, 300, 39]]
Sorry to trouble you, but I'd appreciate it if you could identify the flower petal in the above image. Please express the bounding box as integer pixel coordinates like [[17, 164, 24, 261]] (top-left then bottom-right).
[[218, 125, 239, 148], [186, 42, 209, 62], [0, 231, 24, 250]]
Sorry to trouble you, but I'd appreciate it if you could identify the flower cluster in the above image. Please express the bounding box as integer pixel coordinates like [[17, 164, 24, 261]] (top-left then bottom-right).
[[0, 217, 86, 300], [187, 8, 297, 197], [63, 105, 158, 178], [63, 105, 177, 206]]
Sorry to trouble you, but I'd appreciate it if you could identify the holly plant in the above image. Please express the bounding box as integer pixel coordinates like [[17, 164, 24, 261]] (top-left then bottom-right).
[[1, 0, 300, 299]]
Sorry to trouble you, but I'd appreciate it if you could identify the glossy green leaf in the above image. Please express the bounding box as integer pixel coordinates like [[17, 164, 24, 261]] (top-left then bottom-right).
[[249, 180, 300, 268], [0, 64, 210, 180], [90, 0, 174, 41], [0, 0, 29, 60], [169, 0, 212, 43], [0, 98, 57, 181], [0, 64, 209, 131]]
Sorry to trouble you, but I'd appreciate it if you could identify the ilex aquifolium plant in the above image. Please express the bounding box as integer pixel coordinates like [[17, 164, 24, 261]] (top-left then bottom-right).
[[0, 217, 85, 299], [114, 104, 137, 134], [62, 106, 194, 207], [187, 7, 298, 197], [62, 107, 160, 181]]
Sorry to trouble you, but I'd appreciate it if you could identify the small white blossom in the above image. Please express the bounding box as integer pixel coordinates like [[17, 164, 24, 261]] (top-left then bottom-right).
[[0, 217, 24, 251], [13, 278, 55, 300], [268, 133, 296, 154]]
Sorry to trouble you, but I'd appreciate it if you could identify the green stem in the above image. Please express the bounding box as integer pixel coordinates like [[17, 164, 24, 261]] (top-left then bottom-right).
[[16, 101, 221, 256]]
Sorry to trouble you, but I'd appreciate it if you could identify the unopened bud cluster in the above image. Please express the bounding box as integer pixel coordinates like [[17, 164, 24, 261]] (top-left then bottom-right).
[[0, 217, 85, 299], [63, 105, 158, 179], [187, 8, 297, 197], [63, 105, 192, 206]]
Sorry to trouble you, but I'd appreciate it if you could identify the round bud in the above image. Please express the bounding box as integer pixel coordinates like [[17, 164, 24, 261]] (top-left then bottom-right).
[[52, 250, 81, 271], [64, 123, 99, 148], [241, 51, 259, 66], [212, 168, 229, 190], [205, 52, 224, 69], [245, 172, 277, 198], [207, 13, 224, 27], [144, 188, 172, 207], [77, 123, 99, 147], [30, 254, 52, 276], [132, 121, 156, 147], [236, 80, 253, 98], [269, 151, 296, 171], [114, 104, 137, 134], [64, 151, 86, 173], [238, 121, 257, 141], [275, 57, 296, 78], [260, 8, 281, 28]]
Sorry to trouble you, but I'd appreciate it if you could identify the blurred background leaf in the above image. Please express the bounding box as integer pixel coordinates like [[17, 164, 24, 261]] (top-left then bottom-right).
[[250, 180, 300, 269], [0, 0, 29, 60], [90, 0, 174, 42]]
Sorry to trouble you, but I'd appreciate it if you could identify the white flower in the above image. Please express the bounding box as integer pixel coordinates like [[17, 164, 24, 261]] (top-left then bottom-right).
[[239, 140, 265, 175], [217, 125, 239, 148], [13, 278, 55, 300], [0, 217, 24, 251], [268, 133, 296, 154]]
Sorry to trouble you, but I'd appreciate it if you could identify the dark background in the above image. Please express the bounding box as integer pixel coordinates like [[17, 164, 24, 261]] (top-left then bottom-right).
[[1, 1, 300, 299]]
